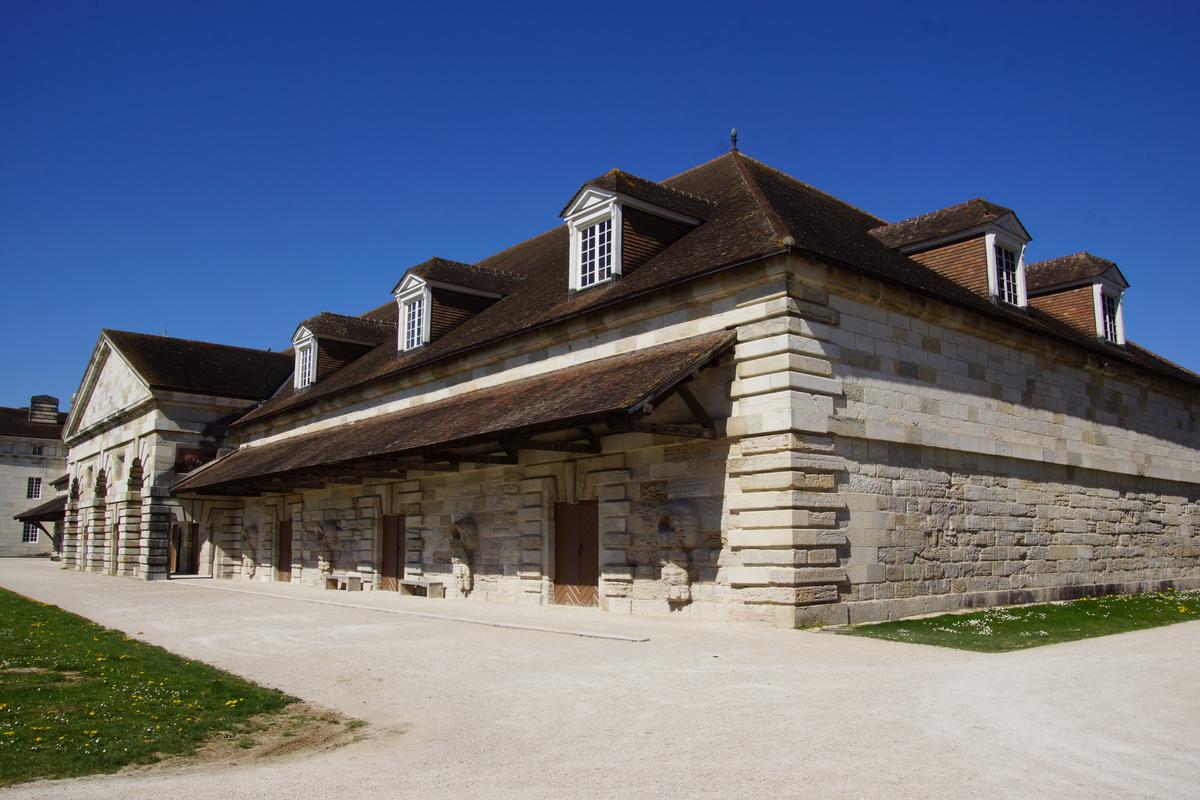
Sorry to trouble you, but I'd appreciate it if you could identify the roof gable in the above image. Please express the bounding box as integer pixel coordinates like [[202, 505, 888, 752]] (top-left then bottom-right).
[[1026, 252, 1129, 293], [65, 337, 154, 438], [870, 198, 1031, 250]]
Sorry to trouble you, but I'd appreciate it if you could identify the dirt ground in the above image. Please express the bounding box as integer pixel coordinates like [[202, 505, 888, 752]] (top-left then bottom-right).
[[2, 558, 1198, 800]]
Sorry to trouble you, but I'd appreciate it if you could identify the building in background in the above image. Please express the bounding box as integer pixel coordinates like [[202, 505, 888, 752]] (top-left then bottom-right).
[[1, 396, 68, 557]]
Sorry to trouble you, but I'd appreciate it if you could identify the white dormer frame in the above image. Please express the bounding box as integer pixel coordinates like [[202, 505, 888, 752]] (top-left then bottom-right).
[[292, 327, 317, 389], [564, 189, 623, 292], [984, 231, 1029, 308], [394, 273, 431, 351], [1093, 282, 1126, 345], [562, 188, 702, 292]]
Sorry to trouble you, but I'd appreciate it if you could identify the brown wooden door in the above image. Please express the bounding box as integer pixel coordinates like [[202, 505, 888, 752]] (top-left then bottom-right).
[[380, 514, 405, 591], [168, 524, 179, 574], [554, 499, 599, 606], [187, 523, 200, 574], [275, 520, 293, 583]]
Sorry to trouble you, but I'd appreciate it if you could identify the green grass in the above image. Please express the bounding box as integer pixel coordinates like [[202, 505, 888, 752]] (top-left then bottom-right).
[[0, 588, 294, 786], [846, 588, 1200, 652]]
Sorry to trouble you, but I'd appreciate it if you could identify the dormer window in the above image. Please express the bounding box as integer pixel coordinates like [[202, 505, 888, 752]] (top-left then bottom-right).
[[986, 235, 1027, 308], [579, 218, 613, 288], [1095, 285, 1125, 345], [995, 244, 1020, 305], [294, 337, 315, 389], [393, 273, 431, 352], [403, 293, 425, 350]]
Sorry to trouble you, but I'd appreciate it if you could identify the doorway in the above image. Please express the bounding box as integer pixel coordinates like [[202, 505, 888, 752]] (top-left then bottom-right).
[[380, 514, 405, 591], [553, 499, 599, 607], [275, 520, 293, 583]]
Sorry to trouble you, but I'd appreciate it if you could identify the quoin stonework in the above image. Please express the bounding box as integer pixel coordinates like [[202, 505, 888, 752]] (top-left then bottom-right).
[[57, 150, 1200, 626]]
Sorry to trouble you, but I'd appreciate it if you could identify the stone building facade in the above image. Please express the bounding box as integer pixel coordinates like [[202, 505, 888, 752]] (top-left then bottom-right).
[[59, 330, 291, 579], [0, 396, 67, 557], [67, 151, 1200, 626]]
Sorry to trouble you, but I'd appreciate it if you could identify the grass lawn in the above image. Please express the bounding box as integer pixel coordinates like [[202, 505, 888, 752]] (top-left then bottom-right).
[[846, 588, 1200, 652], [0, 587, 294, 786]]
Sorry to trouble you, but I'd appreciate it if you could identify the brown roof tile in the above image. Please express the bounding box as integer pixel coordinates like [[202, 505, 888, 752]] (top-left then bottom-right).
[[298, 312, 396, 345], [233, 152, 1198, 429], [175, 331, 734, 494], [14, 494, 66, 523], [870, 198, 1016, 249], [392, 257, 524, 295], [561, 169, 716, 220], [105, 330, 294, 401], [1026, 252, 1128, 292], [0, 407, 67, 440]]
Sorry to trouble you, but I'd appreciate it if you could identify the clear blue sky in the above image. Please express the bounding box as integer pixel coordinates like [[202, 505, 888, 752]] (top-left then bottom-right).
[[3, 1, 1198, 409]]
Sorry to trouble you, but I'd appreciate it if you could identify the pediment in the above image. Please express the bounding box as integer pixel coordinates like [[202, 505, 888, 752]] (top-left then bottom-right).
[[393, 272, 428, 298], [292, 325, 314, 345], [562, 187, 617, 220], [65, 338, 153, 439]]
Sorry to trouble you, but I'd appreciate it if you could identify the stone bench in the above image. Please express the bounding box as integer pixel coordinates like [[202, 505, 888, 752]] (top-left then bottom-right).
[[398, 578, 445, 599]]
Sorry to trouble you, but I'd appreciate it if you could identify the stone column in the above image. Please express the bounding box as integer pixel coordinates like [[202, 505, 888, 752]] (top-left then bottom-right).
[[516, 476, 555, 604], [87, 470, 108, 573], [595, 467, 634, 613], [724, 273, 850, 627], [117, 459, 143, 576], [62, 479, 81, 569], [141, 483, 172, 580]]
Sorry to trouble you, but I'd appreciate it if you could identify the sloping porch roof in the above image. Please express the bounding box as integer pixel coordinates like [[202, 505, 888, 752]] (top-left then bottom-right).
[[14, 494, 66, 524], [173, 331, 735, 496]]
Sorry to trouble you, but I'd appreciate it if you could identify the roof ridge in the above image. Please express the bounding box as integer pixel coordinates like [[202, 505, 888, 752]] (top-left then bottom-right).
[[103, 328, 285, 356], [307, 311, 398, 329], [1027, 251, 1113, 268], [876, 197, 1000, 230], [729, 151, 791, 243], [607, 168, 717, 208], [660, 150, 738, 183], [734, 151, 889, 226]]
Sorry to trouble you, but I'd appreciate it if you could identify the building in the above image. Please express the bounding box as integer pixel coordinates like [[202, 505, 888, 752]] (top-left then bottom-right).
[[1, 396, 68, 557], [63, 149, 1200, 626], [60, 330, 292, 578]]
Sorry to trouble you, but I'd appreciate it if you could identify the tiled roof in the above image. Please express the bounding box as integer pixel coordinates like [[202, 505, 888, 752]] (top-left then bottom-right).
[[1026, 252, 1127, 292], [392, 257, 524, 296], [105, 330, 294, 401], [298, 312, 396, 345], [0, 407, 67, 440], [870, 198, 1015, 249], [561, 169, 717, 220], [233, 152, 1199, 429], [176, 331, 734, 494], [14, 494, 66, 522]]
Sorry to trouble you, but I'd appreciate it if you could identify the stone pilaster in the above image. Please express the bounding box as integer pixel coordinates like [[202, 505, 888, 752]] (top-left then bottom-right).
[[87, 470, 108, 573], [595, 468, 634, 613], [393, 480, 423, 578], [141, 485, 172, 580], [516, 476, 555, 604], [724, 274, 850, 626], [62, 479, 80, 569], [117, 458, 143, 576]]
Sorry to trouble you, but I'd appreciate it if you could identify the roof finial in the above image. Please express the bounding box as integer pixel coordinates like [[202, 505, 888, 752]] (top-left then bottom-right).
[[730, 128, 738, 152]]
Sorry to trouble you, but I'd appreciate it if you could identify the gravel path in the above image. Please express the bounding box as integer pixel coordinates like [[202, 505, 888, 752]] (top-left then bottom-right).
[[2, 558, 1197, 800]]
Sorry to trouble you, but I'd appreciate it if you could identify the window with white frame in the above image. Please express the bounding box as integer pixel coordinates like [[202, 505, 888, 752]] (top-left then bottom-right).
[[26, 477, 41, 499], [403, 294, 425, 350], [1101, 293, 1119, 343], [578, 218, 613, 289], [294, 340, 315, 389], [22, 523, 39, 544], [1095, 286, 1125, 345], [995, 244, 1021, 306]]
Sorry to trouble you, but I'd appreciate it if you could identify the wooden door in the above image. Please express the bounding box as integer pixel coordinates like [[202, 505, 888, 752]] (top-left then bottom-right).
[[380, 514, 405, 591], [275, 520, 293, 583], [168, 524, 179, 574], [187, 523, 201, 574], [553, 499, 599, 606]]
